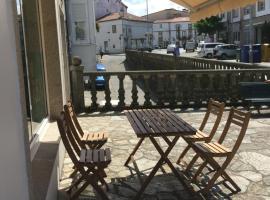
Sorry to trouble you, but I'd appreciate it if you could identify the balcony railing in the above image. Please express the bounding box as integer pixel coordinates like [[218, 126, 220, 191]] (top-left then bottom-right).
[[83, 69, 270, 112]]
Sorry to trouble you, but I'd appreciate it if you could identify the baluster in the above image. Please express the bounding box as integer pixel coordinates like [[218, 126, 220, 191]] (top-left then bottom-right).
[[194, 74, 202, 107], [117, 74, 125, 110], [219, 73, 227, 102], [230, 73, 238, 105], [157, 74, 165, 106], [207, 74, 214, 99], [169, 74, 177, 108], [90, 74, 98, 110], [131, 75, 139, 108], [182, 74, 189, 107], [104, 75, 112, 110], [143, 74, 152, 108]]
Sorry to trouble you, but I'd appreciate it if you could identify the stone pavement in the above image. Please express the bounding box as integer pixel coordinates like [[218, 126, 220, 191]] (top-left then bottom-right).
[[59, 109, 270, 200]]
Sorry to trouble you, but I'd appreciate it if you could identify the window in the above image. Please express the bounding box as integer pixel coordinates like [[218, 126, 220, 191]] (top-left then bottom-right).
[[71, 2, 89, 43], [257, 0, 265, 11], [160, 24, 162, 29], [112, 25, 117, 33], [220, 13, 225, 19], [233, 31, 240, 41], [17, 0, 47, 140], [232, 9, 239, 18], [243, 7, 250, 15]]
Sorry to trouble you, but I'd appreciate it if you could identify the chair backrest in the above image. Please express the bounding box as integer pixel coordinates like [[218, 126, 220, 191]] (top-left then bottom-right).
[[64, 102, 86, 149], [64, 101, 84, 137], [218, 107, 251, 156], [57, 112, 81, 165], [199, 99, 225, 141]]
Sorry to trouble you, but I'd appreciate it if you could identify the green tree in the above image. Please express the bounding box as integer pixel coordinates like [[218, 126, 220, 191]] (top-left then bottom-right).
[[195, 16, 224, 38]]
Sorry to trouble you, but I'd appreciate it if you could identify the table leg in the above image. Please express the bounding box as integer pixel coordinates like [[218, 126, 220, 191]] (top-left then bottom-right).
[[133, 136, 180, 200], [125, 138, 144, 166], [151, 136, 193, 193]]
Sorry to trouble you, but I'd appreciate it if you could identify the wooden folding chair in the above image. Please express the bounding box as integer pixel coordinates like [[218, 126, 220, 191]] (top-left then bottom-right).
[[189, 108, 250, 194], [177, 99, 225, 166], [57, 112, 111, 200], [64, 101, 108, 149]]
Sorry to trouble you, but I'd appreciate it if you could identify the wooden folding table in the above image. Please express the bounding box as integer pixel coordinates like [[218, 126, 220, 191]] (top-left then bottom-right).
[[124, 109, 196, 200]]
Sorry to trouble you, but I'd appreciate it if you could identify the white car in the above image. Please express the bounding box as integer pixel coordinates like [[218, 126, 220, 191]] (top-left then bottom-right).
[[197, 43, 224, 58], [167, 44, 176, 54]]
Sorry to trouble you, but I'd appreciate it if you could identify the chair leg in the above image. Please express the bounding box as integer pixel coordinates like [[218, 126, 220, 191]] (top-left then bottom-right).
[[191, 161, 207, 182], [199, 169, 223, 194], [185, 154, 200, 173], [222, 171, 241, 193], [176, 144, 191, 165]]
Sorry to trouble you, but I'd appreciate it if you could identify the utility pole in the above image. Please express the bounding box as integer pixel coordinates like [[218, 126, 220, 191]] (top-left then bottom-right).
[[146, 0, 150, 48], [249, 4, 254, 63]]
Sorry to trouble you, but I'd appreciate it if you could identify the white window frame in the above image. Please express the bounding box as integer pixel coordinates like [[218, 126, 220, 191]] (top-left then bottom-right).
[[70, 0, 90, 44], [257, 0, 266, 12]]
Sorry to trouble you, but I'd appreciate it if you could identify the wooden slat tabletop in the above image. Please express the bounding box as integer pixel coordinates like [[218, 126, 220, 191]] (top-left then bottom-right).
[[125, 109, 196, 138]]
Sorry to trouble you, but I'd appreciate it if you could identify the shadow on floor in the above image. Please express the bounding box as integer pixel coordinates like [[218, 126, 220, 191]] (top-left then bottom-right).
[[59, 158, 240, 200]]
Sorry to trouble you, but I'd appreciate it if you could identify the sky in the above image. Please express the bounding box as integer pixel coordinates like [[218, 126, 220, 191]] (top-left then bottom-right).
[[122, 0, 184, 16]]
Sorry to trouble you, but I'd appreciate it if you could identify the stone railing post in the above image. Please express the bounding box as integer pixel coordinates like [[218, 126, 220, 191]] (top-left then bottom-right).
[[70, 56, 85, 113]]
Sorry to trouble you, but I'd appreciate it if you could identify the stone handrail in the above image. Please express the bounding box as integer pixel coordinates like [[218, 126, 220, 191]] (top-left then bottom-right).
[[83, 69, 270, 112], [126, 50, 268, 71]]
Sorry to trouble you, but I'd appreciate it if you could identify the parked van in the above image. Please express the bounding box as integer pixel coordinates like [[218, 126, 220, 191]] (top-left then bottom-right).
[[198, 43, 224, 58], [185, 41, 196, 52]]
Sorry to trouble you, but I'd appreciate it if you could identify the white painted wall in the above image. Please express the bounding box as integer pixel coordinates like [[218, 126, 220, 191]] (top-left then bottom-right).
[[153, 21, 194, 47], [96, 19, 152, 53], [68, 0, 97, 72], [95, 0, 127, 19], [256, 0, 270, 17], [0, 1, 31, 199]]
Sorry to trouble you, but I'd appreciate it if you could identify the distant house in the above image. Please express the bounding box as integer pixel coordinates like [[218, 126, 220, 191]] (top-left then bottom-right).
[[96, 12, 153, 53], [95, 0, 128, 19], [153, 17, 196, 48], [142, 8, 189, 21]]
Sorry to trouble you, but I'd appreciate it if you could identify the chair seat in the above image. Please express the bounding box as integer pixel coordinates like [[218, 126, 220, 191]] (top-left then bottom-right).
[[184, 129, 210, 141], [79, 148, 111, 166], [81, 132, 108, 142], [193, 142, 232, 157]]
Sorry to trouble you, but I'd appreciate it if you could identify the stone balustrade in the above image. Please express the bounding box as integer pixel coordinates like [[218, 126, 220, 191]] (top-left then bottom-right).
[[83, 69, 270, 112], [126, 50, 268, 71]]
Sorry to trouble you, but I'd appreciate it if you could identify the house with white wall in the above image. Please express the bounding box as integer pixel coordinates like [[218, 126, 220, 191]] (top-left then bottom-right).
[[153, 17, 195, 48], [96, 12, 153, 53], [67, 0, 97, 72], [95, 0, 128, 19]]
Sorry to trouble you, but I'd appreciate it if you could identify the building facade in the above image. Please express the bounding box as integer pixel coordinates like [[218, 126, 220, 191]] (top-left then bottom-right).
[[153, 17, 195, 48], [142, 8, 189, 21], [95, 0, 128, 19], [67, 0, 97, 72], [0, 0, 72, 199], [96, 13, 153, 53], [219, 0, 270, 45]]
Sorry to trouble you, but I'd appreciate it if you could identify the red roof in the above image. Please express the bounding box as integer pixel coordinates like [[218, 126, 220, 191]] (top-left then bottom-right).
[[97, 12, 148, 22], [154, 17, 190, 23]]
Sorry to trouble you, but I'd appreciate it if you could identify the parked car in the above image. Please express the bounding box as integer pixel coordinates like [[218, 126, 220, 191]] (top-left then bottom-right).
[[167, 44, 176, 54], [213, 44, 238, 59], [138, 47, 153, 52], [197, 42, 224, 58], [185, 41, 196, 52], [95, 63, 106, 89]]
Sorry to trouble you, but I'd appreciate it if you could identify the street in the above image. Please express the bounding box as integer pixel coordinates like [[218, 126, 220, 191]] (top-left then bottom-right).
[[152, 48, 198, 58]]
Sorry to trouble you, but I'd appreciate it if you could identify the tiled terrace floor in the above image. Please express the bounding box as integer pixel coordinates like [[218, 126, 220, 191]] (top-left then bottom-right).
[[59, 109, 270, 200]]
